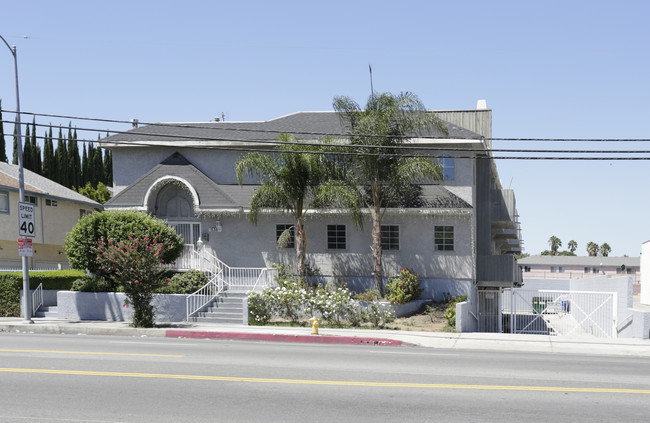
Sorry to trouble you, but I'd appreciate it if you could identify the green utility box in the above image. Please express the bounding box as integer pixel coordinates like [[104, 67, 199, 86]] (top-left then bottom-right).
[[532, 296, 553, 314]]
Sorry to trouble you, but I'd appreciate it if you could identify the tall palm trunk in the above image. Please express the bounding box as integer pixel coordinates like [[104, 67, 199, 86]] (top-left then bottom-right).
[[295, 216, 307, 281], [370, 175, 384, 297], [371, 206, 383, 297]]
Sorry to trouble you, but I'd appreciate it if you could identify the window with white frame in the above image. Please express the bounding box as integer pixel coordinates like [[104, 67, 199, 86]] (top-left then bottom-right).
[[79, 209, 92, 219], [46, 199, 58, 207], [276, 224, 295, 249], [0, 191, 8, 213], [381, 225, 399, 250], [327, 224, 346, 250], [434, 226, 454, 251], [25, 195, 37, 206]]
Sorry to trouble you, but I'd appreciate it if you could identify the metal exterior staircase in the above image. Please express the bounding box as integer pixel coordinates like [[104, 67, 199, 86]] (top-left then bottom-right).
[[185, 248, 278, 324]]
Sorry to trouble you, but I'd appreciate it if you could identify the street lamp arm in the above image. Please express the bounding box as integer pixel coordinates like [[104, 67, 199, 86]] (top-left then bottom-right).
[[0, 34, 16, 56]]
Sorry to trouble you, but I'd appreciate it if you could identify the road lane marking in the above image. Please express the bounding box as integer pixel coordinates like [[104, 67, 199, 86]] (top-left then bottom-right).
[[0, 349, 183, 358], [1, 368, 648, 394]]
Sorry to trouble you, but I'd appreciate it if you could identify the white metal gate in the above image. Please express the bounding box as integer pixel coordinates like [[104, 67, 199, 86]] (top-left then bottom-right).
[[478, 289, 501, 333], [502, 289, 618, 338], [168, 222, 201, 270]]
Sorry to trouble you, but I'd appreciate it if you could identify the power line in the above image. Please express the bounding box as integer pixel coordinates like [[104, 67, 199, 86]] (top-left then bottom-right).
[[3, 118, 650, 156], [5, 128, 650, 161], [3, 108, 650, 143]]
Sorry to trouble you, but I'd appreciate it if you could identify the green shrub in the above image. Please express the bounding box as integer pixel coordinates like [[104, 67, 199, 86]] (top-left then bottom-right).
[[353, 289, 379, 302], [70, 276, 118, 292], [443, 295, 467, 327], [0, 270, 85, 317], [158, 270, 207, 294], [64, 210, 183, 274], [385, 268, 423, 304], [365, 302, 395, 328]]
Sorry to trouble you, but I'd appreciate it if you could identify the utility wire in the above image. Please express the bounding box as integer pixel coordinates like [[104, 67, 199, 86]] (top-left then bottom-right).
[[3, 118, 650, 157], [3, 109, 650, 143]]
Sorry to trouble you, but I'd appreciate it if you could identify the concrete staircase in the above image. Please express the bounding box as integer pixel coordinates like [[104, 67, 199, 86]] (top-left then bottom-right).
[[34, 305, 58, 318], [195, 291, 248, 324]]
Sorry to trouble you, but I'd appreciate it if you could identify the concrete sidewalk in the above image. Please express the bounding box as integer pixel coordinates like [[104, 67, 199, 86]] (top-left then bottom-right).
[[1, 317, 649, 357]]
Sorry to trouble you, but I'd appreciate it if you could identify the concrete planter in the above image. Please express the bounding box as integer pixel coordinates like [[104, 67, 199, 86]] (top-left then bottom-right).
[[57, 291, 187, 323]]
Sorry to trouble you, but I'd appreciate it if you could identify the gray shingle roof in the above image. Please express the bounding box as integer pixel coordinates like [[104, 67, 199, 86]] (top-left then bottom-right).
[[518, 255, 640, 268], [101, 111, 483, 145], [106, 153, 472, 211], [0, 162, 101, 207]]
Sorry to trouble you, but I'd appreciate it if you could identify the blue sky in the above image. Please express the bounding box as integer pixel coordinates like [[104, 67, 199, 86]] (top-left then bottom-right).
[[1, 0, 649, 257]]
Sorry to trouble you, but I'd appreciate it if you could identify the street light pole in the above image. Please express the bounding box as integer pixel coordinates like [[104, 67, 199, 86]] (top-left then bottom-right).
[[1, 34, 33, 323]]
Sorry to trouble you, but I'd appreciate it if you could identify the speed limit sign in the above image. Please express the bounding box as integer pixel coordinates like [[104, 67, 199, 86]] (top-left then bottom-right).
[[18, 202, 36, 237]]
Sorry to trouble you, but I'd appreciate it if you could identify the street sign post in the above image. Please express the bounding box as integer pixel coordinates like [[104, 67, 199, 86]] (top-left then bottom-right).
[[18, 201, 35, 237]]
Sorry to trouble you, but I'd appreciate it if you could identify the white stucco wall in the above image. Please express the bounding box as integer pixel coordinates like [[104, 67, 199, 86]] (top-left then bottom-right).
[[641, 241, 650, 305], [202, 211, 474, 280]]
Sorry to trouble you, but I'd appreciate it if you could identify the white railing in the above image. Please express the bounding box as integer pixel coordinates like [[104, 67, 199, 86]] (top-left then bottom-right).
[[171, 245, 197, 271], [502, 289, 617, 338], [192, 248, 275, 292], [183, 248, 277, 321], [32, 283, 43, 315], [249, 267, 279, 293], [186, 281, 220, 320]]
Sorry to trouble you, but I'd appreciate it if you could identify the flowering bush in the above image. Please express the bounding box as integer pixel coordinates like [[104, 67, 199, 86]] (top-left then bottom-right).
[[93, 236, 170, 327], [248, 290, 274, 325], [385, 268, 423, 305], [248, 280, 395, 328]]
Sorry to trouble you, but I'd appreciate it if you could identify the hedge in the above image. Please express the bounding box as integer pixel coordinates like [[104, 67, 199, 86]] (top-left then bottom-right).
[[0, 270, 85, 317]]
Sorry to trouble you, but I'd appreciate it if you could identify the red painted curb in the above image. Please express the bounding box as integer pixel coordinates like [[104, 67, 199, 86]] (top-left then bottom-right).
[[165, 330, 406, 346]]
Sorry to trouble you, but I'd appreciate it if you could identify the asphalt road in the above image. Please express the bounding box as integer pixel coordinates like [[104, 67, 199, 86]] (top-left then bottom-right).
[[1, 332, 649, 422]]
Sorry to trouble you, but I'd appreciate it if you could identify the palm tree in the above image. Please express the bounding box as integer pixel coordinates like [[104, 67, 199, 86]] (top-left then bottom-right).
[[567, 240, 578, 253], [333, 91, 447, 296], [235, 134, 360, 279], [586, 241, 599, 257], [600, 243, 611, 257], [548, 236, 562, 255]]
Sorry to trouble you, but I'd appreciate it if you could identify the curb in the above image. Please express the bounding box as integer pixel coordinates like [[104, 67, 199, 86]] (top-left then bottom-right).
[[166, 330, 410, 346]]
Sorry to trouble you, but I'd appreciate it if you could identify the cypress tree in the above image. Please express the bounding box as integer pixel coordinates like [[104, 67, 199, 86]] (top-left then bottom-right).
[[23, 124, 32, 171], [31, 117, 41, 175], [55, 127, 69, 186], [92, 145, 103, 186], [103, 149, 113, 186], [87, 143, 95, 186], [43, 126, 54, 179], [72, 129, 81, 188], [81, 143, 89, 186], [0, 100, 7, 162]]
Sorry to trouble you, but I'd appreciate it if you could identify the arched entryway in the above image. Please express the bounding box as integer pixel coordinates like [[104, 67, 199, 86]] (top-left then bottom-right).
[[145, 177, 201, 269]]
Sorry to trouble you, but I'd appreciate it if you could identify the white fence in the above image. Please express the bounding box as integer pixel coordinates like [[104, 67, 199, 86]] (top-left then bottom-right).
[[501, 289, 617, 338]]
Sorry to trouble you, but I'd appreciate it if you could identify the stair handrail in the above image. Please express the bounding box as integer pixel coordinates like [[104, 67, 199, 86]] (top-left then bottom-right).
[[249, 267, 279, 293], [32, 283, 43, 315], [186, 280, 220, 321]]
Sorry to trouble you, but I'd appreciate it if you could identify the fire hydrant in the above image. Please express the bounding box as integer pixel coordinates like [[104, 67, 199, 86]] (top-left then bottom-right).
[[309, 316, 320, 335]]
